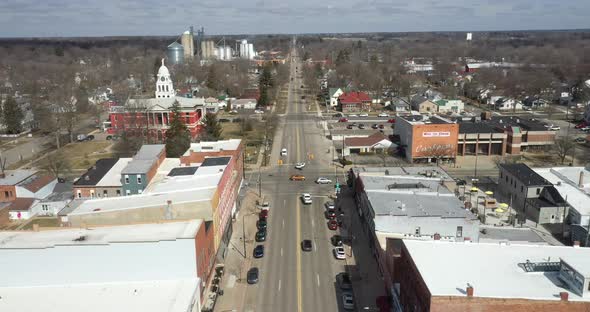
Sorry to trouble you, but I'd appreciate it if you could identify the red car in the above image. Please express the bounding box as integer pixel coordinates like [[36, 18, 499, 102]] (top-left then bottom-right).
[[575, 122, 588, 129], [387, 118, 396, 123], [339, 118, 349, 122], [378, 124, 384, 129], [328, 220, 338, 230], [259, 210, 268, 220]]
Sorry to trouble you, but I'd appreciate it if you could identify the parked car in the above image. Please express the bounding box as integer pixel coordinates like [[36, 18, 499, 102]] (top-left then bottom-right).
[[358, 124, 365, 129], [247, 267, 259, 284], [333, 247, 346, 260], [301, 239, 313, 251], [545, 124, 560, 131], [331, 235, 343, 247], [580, 127, 590, 132], [342, 292, 355, 310], [378, 112, 389, 117], [281, 148, 288, 156], [106, 135, 113, 140], [253, 245, 265, 258], [254, 109, 264, 114], [359, 113, 368, 117], [295, 162, 306, 169], [378, 124, 384, 129], [325, 202, 335, 210], [301, 193, 313, 205], [348, 114, 358, 117], [257, 220, 267, 230], [338, 118, 349, 122], [87, 135, 95, 141], [316, 177, 332, 184], [371, 124, 379, 129], [255, 230, 267, 242], [290, 175, 306, 181], [346, 124, 353, 129], [259, 210, 268, 220], [325, 210, 336, 219], [328, 219, 338, 230], [575, 122, 588, 129], [387, 118, 396, 123], [258, 202, 271, 211], [575, 137, 586, 143], [76, 134, 87, 142], [336, 273, 352, 290]]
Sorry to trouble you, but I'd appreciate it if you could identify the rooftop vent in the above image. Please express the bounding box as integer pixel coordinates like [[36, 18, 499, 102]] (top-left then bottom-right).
[[73, 235, 87, 242], [518, 260, 561, 273]]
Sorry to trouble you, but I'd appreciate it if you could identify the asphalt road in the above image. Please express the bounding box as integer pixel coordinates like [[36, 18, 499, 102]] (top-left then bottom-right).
[[241, 43, 350, 311]]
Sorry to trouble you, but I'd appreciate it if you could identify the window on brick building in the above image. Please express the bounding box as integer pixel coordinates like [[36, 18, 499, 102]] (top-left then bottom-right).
[[4, 191, 8, 198]]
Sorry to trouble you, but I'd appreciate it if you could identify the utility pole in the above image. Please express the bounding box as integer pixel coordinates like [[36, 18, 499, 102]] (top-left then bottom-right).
[[258, 166, 262, 198]]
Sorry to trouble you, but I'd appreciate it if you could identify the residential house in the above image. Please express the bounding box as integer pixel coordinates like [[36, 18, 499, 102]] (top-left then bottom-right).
[[410, 96, 437, 113], [390, 98, 410, 114], [343, 132, 394, 156], [523, 96, 548, 109], [7, 198, 37, 220], [73, 158, 119, 199], [121, 144, 166, 196], [338, 92, 372, 113], [434, 99, 464, 113], [30, 182, 73, 217], [493, 97, 523, 111], [204, 97, 220, 114], [328, 88, 344, 108], [498, 163, 566, 224], [231, 99, 257, 110], [0, 170, 38, 202]]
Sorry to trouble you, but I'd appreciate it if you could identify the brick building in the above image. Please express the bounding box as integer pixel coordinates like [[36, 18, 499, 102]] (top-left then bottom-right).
[[394, 115, 459, 163], [105, 60, 205, 141], [390, 240, 590, 312], [338, 91, 372, 113]]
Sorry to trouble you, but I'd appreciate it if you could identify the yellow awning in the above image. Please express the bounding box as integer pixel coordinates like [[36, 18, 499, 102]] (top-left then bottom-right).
[[470, 187, 479, 192], [485, 191, 493, 195], [499, 203, 509, 208], [496, 208, 505, 213]]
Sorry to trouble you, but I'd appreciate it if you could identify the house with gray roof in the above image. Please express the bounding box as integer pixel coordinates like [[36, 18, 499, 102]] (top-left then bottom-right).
[[121, 145, 166, 196]]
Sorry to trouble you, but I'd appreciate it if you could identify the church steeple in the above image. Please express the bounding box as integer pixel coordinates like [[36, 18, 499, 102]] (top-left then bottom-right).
[[155, 58, 175, 98]]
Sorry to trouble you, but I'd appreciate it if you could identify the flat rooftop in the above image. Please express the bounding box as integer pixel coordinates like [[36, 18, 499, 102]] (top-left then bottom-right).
[[0, 169, 36, 186], [399, 115, 454, 125], [0, 220, 202, 249], [367, 191, 473, 219], [360, 174, 452, 194], [353, 166, 454, 181], [183, 139, 241, 155], [403, 240, 590, 301], [535, 167, 590, 217], [0, 278, 200, 312]]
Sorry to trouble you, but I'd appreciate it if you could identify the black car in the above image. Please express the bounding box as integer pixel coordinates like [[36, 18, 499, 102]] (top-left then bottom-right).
[[346, 124, 353, 129], [253, 245, 265, 258], [257, 220, 267, 230], [358, 124, 365, 129], [336, 272, 352, 290], [247, 267, 259, 284], [255, 230, 267, 242], [106, 135, 113, 140], [371, 124, 379, 129], [331, 235, 343, 247], [301, 239, 312, 251], [86, 135, 95, 141], [325, 210, 336, 219]]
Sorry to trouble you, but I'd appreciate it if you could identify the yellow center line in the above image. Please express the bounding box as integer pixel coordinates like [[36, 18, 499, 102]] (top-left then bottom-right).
[[295, 71, 303, 312]]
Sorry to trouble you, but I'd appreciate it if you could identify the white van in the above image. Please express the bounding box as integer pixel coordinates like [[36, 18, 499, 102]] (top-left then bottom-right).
[[281, 148, 287, 156]]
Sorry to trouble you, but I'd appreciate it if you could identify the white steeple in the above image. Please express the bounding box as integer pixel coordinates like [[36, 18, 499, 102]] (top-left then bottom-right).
[[156, 58, 175, 98]]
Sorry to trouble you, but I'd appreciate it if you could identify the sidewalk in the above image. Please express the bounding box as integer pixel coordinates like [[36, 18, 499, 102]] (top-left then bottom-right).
[[338, 186, 387, 311], [203, 189, 261, 312]]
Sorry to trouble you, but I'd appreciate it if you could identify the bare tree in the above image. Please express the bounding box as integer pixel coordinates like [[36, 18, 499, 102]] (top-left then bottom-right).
[[422, 145, 455, 165], [555, 137, 576, 164], [543, 104, 559, 119], [40, 151, 71, 178]]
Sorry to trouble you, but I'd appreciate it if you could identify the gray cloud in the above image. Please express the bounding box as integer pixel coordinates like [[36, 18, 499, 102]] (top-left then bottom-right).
[[0, 0, 588, 37]]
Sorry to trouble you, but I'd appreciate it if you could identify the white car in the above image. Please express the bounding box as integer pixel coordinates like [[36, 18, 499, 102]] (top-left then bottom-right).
[[295, 162, 306, 169], [333, 247, 346, 260], [316, 177, 332, 184], [281, 148, 287, 156], [325, 202, 335, 210], [359, 113, 369, 117], [342, 292, 355, 310], [301, 193, 312, 205], [378, 112, 389, 117], [548, 125, 560, 131], [258, 202, 270, 211], [348, 114, 358, 117], [254, 109, 264, 114]]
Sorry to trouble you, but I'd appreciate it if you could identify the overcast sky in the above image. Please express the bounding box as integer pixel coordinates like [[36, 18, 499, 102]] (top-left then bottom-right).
[[0, 0, 589, 37]]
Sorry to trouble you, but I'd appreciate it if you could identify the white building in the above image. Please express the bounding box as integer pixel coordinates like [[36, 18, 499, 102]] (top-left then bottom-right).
[[328, 88, 344, 108], [0, 221, 204, 312], [434, 99, 464, 113], [231, 98, 257, 110]]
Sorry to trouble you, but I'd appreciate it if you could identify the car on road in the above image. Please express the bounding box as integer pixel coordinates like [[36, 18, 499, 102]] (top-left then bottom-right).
[[316, 177, 332, 184], [253, 245, 265, 258], [378, 124, 385, 129], [247, 267, 259, 284], [333, 247, 346, 259], [301, 193, 313, 205], [295, 162, 306, 169], [346, 124, 353, 129], [328, 219, 338, 230], [545, 124, 560, 131], [342, 292, 355, 310], [290, 175, 306, 181], [575, 137, 586, 143], [378, 112, 389, 117], [336, 273, 352, 290], [331, 235, 343, 247], [575, 122, 588, 129], [580, 127, 590, 132], [325, 202, 335, 210], [359, 113, 368, 117], [259, 210, 268, 220], [348, 114, 358, 117], [338, 118, 349, 122], [258, 202, 270, 210], [371, 124, 379, 129], [257, 220, 267, 230], [358, 124, 365, 129], [106, 135, 113, 140], [301, 239, 313, 251], [387, 118, 396, 123], [280, 148, 288, 156], [325, 210, 336, 219], [255, 230, 266, 242]]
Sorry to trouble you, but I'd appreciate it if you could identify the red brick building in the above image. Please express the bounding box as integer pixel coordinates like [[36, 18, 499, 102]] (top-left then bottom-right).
[[389, 240, 590, 312], [338, 91, 372, 113]]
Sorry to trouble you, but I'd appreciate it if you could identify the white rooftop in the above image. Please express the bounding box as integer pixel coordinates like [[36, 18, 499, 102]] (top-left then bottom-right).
[[0, 220, 202, 249], [403, 240, 590, 301], [127, 96, 205, 110], [148, 168, 222, 194], [0, 169, 36, 186], [535, 167, 590, 217], [0, 278, 200, 312], [96, 158, 131, 187], [183, 139, 241, 155]]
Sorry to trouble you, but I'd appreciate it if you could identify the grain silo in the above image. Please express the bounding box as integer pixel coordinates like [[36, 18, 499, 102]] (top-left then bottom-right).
[[167, 42, 184, 65], [181, 30, 194, 60], [225, 46, 232, 61]]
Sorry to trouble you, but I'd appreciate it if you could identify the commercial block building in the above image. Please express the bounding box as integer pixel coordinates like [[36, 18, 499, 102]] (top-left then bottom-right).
[[390, 240, 590, 312], [394, 115, 459, 163], [0, 221, 208, 312]]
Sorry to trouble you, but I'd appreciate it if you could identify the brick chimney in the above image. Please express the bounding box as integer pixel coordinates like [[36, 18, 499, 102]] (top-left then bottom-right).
[[466, 286, 474, 297], [433, 233, 441, 240], [579, 171, 584, 188], [573, 241, 580, 248], [559, 292, 569, 301]]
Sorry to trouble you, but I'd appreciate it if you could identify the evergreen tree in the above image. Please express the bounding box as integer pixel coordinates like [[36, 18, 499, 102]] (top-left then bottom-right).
[[165, 101, 191, 157], [258, 87, 269, 107], [259, 65, 274, 89], [2, 96, 24, 134], [203, 112, 222, 140], [206, 65, 219, 91]]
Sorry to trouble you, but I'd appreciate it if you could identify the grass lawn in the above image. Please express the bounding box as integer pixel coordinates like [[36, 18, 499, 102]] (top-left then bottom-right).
[[21, 217, 61, 230], [43, 141, 114, 170], [245, 145, 259, 164], [221, 122, 242, 139]]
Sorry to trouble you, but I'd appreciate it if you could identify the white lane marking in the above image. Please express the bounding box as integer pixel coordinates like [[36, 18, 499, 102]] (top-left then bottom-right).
[[282, 219, 285, 229], [281, 248, 284, 257], [316, 274, 320, 287], [278, 279, 282, 292], [311, 219, 315, 228], [283, 199, 286, 207]]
